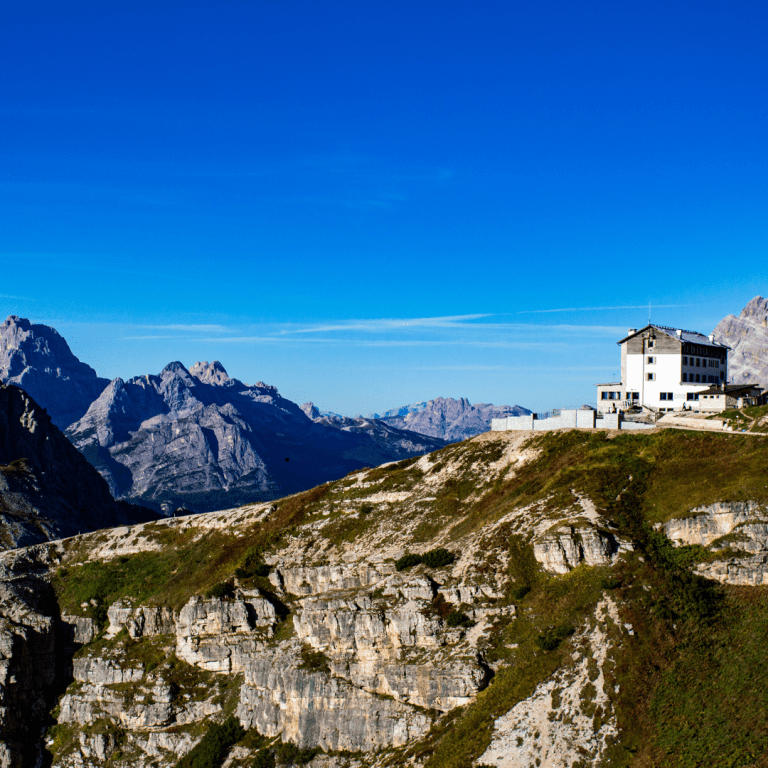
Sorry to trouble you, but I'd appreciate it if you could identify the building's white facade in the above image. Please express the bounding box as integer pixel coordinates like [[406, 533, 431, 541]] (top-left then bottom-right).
[[596, 325, 729, 413]]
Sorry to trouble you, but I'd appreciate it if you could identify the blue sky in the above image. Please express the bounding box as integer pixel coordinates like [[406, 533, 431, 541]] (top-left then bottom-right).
[[2, 1, 767, 414]]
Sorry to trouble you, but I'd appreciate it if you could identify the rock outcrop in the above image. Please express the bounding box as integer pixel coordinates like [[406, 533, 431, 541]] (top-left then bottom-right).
[[0, 383, 155, 549], [662, 501, 768, 586], [713, 295, 768, 388]]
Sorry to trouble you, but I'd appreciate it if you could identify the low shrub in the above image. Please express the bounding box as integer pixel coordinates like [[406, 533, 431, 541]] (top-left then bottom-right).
[[395, 553, 423, 571], [298, 645, 330, 674], [600, 577, 622, 590], [535, 624, 575, 652], [421, 548, 455, 568], [206, 582, 235, 600], [511, 585, 531, 601], [275, 741, 321, 766], [175, 715, 245, 768], [396, 548, 456, 572], [235, 548, 271, 580], [446, 610, 474, 628], [359, 503, 375, 516], [252, 750, 276, 768]]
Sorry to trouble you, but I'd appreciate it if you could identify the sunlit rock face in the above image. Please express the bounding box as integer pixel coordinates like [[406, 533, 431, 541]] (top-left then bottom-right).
[[662, 501, 768, 586], [714, 295, 768, 388]]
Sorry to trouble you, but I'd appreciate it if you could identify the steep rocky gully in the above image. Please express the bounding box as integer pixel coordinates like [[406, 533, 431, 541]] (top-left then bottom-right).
[[2, 428, 768, 768]]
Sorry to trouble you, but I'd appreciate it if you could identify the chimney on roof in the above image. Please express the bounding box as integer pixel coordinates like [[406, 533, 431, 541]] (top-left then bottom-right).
[[628, 328, 637, 335], [708, 333, 715, 342], [676, 329, 682, 337]]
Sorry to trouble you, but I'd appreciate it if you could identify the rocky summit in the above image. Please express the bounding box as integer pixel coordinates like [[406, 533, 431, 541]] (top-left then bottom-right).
[[2, 427, 768, 766], [714, 295, 768, 388], [0, 383, 155, 549], [377, 397, 532, 442], [0, 316, 110, 429]]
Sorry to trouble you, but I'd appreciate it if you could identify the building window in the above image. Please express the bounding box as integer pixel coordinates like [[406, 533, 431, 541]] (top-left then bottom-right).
[[695, 374, 700, 382], [647, 356, 656, 364], [683, 356, 688, 365], [660, 392, 674, 401], [646, 372, 655, 381], [687, 393, 699, 401], [695, 358, 700, 367], [682, 373, 688, 382], [720, 371, 724, 380]]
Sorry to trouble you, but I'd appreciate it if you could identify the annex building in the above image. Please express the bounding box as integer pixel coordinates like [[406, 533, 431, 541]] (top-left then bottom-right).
[[596, 324, 730, 413]]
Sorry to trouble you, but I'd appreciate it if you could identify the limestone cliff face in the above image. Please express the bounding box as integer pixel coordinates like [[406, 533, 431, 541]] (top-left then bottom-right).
[[0, 429, 766, 767], [713, 295, 768, 387]]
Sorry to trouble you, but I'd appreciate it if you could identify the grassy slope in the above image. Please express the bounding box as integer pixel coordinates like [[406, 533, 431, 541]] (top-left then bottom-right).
[[51, 429, 768, 768]]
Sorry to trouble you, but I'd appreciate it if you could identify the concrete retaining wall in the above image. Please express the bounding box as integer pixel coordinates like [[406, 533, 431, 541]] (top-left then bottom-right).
[[490, 410, 657, 433]]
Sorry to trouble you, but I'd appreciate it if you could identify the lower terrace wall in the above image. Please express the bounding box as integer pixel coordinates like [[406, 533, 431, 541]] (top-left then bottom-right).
[[490, 410, 651, 432]]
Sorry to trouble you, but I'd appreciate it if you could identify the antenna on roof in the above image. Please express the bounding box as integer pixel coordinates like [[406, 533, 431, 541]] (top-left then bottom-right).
[[648, 301, 651, 325]]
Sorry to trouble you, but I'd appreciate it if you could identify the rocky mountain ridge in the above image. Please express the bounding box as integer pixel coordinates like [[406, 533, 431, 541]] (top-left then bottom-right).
[[714, 294, 768, 388], [1, 427, 767, 766], [0, 317, 447, 513], [65, 359, 446, 513]]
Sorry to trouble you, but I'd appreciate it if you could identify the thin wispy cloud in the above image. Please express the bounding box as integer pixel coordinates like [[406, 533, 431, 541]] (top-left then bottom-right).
[[141, 324, 234, 333], [276, 314, 491, 335], [0, 293, 32, 300], [516, 304, 690, 314]]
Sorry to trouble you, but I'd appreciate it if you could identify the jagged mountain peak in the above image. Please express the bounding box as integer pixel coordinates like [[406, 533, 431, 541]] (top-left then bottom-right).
[[189, 360, 232, 386], [0, 315, 109, 428], [713, 296, 768, 387], [160, 360, 192, 377], [740, 295, 768, 321], [301, 401, 320, 419]]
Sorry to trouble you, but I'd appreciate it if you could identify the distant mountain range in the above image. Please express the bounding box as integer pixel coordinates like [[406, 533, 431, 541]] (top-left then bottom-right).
[[373, 397, 531, 442]]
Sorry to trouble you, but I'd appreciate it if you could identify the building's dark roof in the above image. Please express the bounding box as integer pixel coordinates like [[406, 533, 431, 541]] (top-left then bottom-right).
[[617, 324, 730, 349], [696, 383, 763, 396]]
